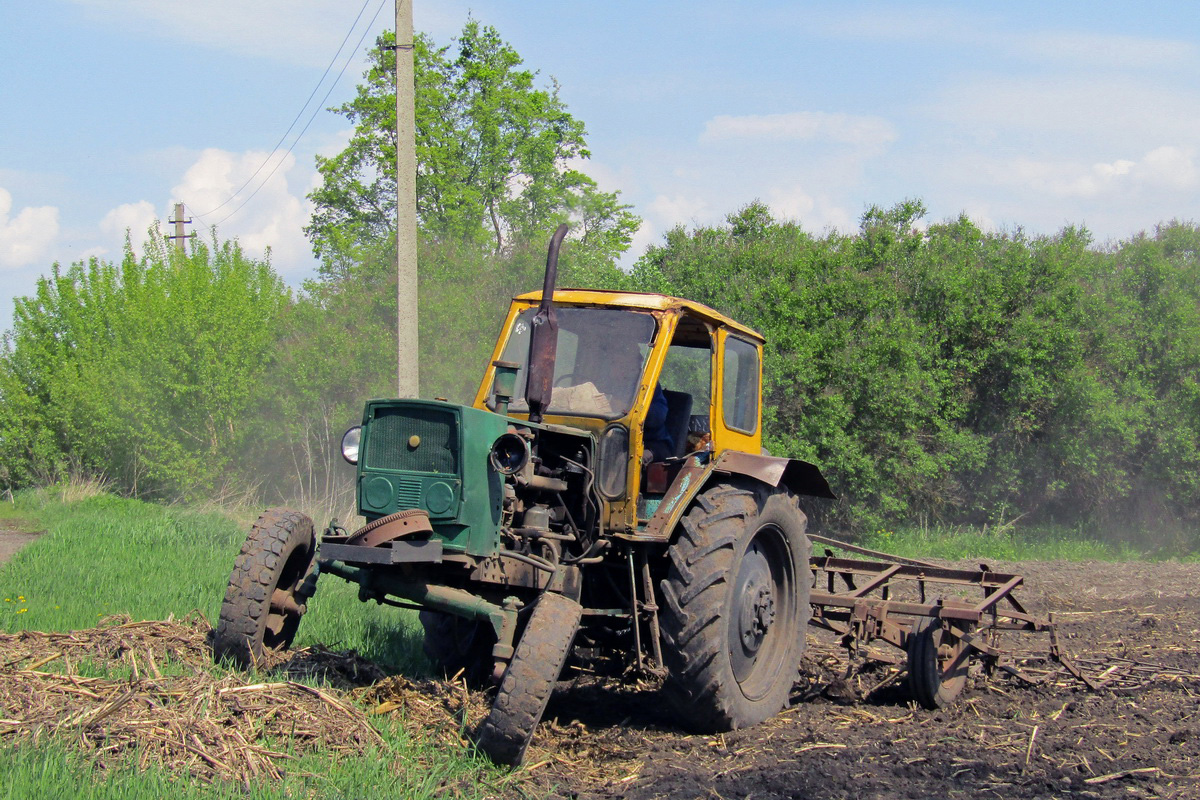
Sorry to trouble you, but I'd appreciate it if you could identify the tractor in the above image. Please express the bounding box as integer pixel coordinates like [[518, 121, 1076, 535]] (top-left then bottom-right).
[[212, 225, 835, 765]]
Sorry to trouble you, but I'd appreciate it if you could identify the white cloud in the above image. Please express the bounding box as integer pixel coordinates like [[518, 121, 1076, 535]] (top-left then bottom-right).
[[813, 7, 984, 45], [701, 111, 897, 150], [69, 0, 473, 69], [997, 146, 1199, 198], [1139, 145, 1199, 190], [70, 0, 391, 69], [764, 187, 854, 233], [931, 76, 1200, 148], [99, 201, 159, 253], [0, 188, 59, 270], [174, 148, 313, 274], [815, 9, 1196, 71], [647, 193, 713, 228]]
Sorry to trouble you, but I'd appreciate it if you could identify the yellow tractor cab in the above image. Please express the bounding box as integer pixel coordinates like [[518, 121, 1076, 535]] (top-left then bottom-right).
[[473, 289, 833, 538]]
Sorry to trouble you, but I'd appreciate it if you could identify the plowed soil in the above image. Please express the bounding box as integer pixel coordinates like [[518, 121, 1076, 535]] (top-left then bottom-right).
[[518, 560, 1200, 800]]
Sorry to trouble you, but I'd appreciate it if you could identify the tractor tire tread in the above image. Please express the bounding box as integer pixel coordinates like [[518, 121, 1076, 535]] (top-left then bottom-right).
[[213, 508, 314, 668], [659, 483, 811, 733], [476, 593, 582, 766]]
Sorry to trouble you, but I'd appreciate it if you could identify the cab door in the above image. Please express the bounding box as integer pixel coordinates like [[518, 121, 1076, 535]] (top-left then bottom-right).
[[713, 328, 763, 455]]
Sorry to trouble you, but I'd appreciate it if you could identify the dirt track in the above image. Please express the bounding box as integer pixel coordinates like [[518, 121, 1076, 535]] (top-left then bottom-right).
[[519, 559, 1200, 800], [0, 519, 41, 567]]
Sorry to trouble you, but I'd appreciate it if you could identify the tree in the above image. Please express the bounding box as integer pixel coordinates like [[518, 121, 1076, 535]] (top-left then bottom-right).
[[0, 234, 289, 499], [306, 20, 639, 263]]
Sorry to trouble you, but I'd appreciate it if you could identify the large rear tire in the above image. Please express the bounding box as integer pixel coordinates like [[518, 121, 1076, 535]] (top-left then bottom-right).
[[419, 609, 496, 686], [475, 592, 582, 766], [213, 509, 316, 668], [659, 482, 811, 732]]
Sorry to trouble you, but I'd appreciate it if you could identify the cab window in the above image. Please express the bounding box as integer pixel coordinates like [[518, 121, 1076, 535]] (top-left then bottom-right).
[[722, 336, 759, 434]]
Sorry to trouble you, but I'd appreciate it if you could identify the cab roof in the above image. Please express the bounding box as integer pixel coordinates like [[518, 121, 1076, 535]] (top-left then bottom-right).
[[513, 289, 765, 343]]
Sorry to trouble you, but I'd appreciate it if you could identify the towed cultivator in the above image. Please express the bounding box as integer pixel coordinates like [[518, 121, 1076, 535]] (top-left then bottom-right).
[[803, 535, 1058, 707]]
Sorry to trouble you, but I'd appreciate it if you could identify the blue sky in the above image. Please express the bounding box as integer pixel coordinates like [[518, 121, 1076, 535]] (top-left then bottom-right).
[[2, 1, 1199, 333]]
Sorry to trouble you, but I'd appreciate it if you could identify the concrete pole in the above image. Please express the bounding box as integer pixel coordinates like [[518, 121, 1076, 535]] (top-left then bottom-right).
[[396, 0, 419, 398], [173, 202, 186, 251]]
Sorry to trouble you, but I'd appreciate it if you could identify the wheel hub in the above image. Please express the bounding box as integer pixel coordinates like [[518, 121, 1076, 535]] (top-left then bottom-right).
[[739, 581, 775, 650]]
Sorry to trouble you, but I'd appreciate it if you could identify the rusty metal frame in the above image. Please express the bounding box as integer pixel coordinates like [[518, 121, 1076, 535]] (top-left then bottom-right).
[[807, 550, 1052, 663]]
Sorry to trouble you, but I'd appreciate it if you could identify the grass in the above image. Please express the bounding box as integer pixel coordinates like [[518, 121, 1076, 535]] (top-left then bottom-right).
[[0, 725, 501, 800], [0, 488, 502, 799], [0, 489, 426, 671], [856, 524, 1154, 563]]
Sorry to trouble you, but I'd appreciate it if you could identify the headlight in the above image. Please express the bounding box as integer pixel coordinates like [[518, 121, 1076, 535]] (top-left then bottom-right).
[[489, 432, 530, 475], [341, 426, 362, 464]]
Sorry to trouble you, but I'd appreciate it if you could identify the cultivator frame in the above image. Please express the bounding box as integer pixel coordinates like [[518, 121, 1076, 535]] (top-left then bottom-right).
[[804, 535, 1055, 707]]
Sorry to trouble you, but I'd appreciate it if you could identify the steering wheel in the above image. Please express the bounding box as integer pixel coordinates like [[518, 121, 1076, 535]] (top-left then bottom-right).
[[554, 373, 584, 388]]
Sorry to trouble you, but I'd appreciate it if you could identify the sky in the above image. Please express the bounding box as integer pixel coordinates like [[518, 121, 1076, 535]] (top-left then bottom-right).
[[2, 1, 1199, 334]]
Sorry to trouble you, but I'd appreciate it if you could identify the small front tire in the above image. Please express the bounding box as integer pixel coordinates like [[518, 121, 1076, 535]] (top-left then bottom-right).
[[476, 592, 581, 766], [213, 509, 316, 668]]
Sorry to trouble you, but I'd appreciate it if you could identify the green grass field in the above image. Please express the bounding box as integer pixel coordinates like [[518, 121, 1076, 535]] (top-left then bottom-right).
[[0, 489, 503, 800], [856, 524, 1151, 563]]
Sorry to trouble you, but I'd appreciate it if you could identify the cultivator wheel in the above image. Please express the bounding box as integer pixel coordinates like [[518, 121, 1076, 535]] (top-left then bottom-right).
[[213, 509, 316, 668], [476, 591, 582, 766], [906, 615, 970, 709]]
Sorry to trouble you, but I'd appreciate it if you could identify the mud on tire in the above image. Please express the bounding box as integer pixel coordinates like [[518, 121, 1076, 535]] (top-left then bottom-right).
[[659, 482, 811, 732], [213, 508, 316, 668], [476, 592, 582, 766]]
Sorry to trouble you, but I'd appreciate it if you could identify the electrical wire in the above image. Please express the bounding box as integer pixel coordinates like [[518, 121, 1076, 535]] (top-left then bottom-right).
[[199, 0, 390, 230], [194, 0, 376, 219]]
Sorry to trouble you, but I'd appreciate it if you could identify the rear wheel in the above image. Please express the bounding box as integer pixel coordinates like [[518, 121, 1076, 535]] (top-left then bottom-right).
[[476, 592, 582, 766], [906, 615, 970, 709], [420, 609, 496, 686], [213, 509, 316, 668], [659, 483, 811, 732]]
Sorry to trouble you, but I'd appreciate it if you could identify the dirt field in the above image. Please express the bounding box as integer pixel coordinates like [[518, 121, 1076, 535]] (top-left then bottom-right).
[[0, 519, 41, 568], [517, 559, 1200, 800], [3, 553, 1197, 799]]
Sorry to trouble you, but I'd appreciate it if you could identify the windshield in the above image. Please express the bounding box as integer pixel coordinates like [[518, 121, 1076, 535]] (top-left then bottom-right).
[[492, 307, 658, 419]]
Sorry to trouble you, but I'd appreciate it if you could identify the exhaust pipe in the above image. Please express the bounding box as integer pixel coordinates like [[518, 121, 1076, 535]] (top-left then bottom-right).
[[525, 224, 569, 424]]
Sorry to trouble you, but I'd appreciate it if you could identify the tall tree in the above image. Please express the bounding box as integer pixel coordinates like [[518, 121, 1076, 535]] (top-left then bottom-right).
[[306, 20, 639, 264], [0, 234, 288, 499]]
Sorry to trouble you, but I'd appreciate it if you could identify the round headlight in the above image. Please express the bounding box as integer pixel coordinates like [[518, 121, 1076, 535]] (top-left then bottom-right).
[[489, 432, 530, 476], [341, 426, 362, 465]]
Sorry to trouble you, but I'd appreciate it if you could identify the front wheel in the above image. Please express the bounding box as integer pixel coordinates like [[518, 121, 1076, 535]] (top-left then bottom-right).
[[659, 482, 811, 732], [476, 592, 582, 766], [213, 509, 316, 668]]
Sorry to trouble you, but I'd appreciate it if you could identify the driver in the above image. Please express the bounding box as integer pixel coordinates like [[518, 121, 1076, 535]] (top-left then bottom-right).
[[643, 384, 675, 464], [602, 342, 674, 464]]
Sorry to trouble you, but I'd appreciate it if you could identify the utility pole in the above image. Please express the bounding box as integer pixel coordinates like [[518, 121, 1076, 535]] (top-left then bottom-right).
[[396, 0, 419, 398], [166, 202, 196, 251]]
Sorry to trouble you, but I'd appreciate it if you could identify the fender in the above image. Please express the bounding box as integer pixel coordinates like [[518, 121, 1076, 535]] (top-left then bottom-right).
[[624, 450, 836, 543]]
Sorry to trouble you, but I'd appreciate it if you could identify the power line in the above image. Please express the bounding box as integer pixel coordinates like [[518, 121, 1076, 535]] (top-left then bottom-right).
[[194, 0, 389, 228]]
